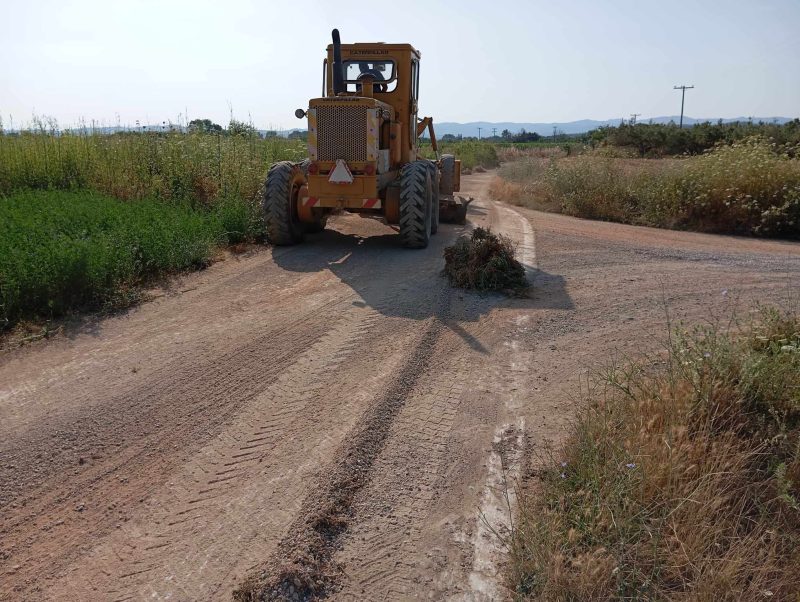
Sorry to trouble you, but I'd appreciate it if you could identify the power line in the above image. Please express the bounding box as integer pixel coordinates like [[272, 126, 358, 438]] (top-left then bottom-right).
[[673, 85, 694, 128]]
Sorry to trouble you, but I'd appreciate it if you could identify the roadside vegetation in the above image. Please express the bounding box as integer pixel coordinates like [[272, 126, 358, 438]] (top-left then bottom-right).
[[0, 128, 302, 330], [510, 308, 800, 600], [492, 137, 800, 238]]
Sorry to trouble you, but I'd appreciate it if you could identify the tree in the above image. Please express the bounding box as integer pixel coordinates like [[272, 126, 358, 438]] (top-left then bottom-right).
[[188, 118, 223, 133], [511, 129, 541, 143], [228, 119, 257, 136]]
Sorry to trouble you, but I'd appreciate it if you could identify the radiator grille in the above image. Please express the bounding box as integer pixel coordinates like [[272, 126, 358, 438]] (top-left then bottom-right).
[[316, 105, 368, 162]]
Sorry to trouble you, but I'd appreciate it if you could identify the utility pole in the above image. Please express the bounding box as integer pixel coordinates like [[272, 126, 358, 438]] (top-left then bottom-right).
[[552, 125, 557, 140], [673, 85, 694, 128], [477, 127, 482, 140], [630, 113, 641, 125], [492, 127, 497, 138]]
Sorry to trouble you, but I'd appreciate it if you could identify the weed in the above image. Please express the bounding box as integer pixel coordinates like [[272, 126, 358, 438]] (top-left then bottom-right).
[[0, 130, 303, 205]]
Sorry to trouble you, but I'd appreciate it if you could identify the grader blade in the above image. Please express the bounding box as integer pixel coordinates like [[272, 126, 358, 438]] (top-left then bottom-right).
[[439, 195, 473, 225]]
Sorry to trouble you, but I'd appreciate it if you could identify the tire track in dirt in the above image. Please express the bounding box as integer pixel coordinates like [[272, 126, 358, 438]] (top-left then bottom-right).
[[52, 305, 397, 601], [333, 347, 479, 600], [0, 268, 391, 601], [5, 212, 465, 600], [1, 303, 341, 599]]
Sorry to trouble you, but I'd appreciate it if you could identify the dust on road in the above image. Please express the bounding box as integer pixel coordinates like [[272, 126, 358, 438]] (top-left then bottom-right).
[[1, 173, 798, 601]]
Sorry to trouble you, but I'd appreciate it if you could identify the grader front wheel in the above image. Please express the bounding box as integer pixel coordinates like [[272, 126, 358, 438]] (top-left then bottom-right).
[[262, 161, 306, 245]]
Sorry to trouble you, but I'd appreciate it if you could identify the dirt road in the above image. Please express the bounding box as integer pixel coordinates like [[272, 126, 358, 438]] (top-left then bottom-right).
[[1, 173, 798, 601]]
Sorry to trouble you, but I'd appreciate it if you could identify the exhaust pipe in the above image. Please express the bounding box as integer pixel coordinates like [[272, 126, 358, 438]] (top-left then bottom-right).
[[331, 29, 344, 95]]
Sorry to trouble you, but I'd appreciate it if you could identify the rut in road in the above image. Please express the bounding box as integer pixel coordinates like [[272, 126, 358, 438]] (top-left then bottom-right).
[[41, 292, 449, 600], [237, 285, 481, 599], [238, 198, 531, 599]]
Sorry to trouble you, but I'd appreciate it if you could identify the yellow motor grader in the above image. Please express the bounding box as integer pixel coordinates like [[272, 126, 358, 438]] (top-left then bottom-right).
[[262, 29, 469, 248]]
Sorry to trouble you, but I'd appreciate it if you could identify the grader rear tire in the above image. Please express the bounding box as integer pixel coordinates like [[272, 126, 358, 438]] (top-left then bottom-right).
[[262, 161, 306, 245], [399, 161, 432, 249]]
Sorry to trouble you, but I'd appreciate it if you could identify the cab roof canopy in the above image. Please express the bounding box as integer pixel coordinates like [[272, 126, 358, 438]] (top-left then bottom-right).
[[325, 42, 421, 58]]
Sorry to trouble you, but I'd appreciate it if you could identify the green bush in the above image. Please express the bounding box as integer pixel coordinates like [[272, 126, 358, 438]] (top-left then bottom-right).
[[590, 119, 800, 156]]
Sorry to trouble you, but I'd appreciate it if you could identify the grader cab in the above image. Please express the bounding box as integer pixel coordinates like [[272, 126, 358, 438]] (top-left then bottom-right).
[[262, 29, 469, 248]]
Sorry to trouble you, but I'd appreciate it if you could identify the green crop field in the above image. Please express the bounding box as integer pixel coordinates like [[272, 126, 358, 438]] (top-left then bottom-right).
[[0, 189, 268, 327]]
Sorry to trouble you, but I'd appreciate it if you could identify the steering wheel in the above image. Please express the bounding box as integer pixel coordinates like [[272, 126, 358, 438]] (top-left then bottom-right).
[[356, 70, 387, 93]]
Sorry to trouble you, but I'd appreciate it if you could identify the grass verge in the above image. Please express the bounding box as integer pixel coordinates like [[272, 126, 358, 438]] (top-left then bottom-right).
[[0, 189, 263, 328], [509, 308, 800, 600]]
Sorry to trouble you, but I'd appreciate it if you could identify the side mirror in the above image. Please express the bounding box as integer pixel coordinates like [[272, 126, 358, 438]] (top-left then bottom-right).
[[295, 109, 307, 119]]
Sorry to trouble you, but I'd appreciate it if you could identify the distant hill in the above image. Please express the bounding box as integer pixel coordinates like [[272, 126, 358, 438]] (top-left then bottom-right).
[[433, 117, 795, 138]]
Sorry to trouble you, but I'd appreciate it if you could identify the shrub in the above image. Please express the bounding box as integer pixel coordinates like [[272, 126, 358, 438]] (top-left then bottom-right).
[[443, 227, 527, 293], [590, 119, 800, 156]]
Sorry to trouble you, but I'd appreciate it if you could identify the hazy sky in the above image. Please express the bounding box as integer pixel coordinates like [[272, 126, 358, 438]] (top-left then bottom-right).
[[2, 0, 799, 130]]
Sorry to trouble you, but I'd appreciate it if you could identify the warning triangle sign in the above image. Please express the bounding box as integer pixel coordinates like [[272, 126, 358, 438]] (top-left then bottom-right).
[[328, 159, 354, 184]]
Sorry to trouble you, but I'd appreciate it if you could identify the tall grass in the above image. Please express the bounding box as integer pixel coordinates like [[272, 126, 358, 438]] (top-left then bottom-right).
[[509, 308, 800, 600], [492, 138, 800, 237], [0, 131, 304, 205]]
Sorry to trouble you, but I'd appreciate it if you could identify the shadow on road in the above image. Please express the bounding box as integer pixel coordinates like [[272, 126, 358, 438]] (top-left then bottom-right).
[[272, 220, 573, 353]]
